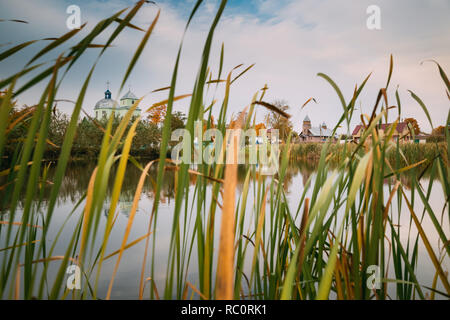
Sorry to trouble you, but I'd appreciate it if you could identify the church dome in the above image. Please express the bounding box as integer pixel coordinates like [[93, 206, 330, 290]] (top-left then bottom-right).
[[94, 88, 119, 110], [94, 98, 119, 110]]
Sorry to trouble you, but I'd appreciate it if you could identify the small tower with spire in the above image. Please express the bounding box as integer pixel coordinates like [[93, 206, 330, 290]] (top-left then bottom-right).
[[104, 81, 111, 99], [302, 115, 311, 135]]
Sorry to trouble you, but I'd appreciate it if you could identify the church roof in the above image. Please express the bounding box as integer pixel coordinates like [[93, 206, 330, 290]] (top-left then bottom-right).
[[352, 122, 408, 136], [121, 90, 138, 100], [307, 126, 334, 137], [94, 98, 119, 110]]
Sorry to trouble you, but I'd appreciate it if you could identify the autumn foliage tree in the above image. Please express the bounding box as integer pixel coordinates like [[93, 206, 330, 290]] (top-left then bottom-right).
[[147, 104, 167, 124], [431, 126, 445, 136], [404, 117, 421, 135], [427, 125, 446, 142], [254, 123, 266, 135]]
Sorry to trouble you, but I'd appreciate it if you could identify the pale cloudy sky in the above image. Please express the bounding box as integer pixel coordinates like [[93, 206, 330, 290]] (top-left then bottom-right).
[[0, 0, 449, 134]]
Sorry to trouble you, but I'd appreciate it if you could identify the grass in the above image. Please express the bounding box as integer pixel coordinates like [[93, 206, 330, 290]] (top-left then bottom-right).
[[0, 0, 449, 300]]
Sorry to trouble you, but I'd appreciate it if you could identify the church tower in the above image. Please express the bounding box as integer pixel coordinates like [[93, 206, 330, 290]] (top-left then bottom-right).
[[302, 115, 311, 135], [120, 88, 138, 108]]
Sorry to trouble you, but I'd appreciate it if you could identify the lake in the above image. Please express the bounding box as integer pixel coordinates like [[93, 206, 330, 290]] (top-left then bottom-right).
[[1, 160, 448, 299]]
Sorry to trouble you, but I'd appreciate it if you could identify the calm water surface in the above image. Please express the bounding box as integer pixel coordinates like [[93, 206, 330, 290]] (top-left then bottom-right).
[[2, 160, 448, 299]]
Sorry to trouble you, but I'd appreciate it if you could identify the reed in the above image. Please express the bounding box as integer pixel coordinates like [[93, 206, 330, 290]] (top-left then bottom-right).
[[0, 0, 449, 300], [291, 142, 447, 168]]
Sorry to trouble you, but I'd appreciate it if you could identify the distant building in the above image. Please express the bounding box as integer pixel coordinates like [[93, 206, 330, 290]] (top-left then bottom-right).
[[352, 122, 414, 142], [299, 115, 335, 142], [94, 83, 141, 121], [414, 134, 429, 143]]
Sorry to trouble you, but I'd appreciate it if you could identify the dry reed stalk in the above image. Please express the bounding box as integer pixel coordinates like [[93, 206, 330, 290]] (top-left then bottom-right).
[[215, 111, 246, 300]]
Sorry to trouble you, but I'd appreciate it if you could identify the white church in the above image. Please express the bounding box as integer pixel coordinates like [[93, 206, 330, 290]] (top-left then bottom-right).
[[94, 83, 141, 120]]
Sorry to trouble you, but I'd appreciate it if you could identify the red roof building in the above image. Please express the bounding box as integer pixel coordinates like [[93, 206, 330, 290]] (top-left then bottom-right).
[[352, 122, 414, 142]]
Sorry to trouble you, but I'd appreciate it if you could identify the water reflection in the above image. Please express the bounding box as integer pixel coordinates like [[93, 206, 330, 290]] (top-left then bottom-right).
[[0, 159, 446, 299], [19, 159, 434, 212]]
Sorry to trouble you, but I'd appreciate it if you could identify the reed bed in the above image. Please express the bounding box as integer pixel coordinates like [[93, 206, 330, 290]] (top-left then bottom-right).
[[0, 0, 449, 300], [291, 142, 447, 168]]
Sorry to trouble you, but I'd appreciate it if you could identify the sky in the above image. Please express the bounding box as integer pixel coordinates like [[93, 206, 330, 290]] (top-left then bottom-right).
[[0, 0, 449, 134]]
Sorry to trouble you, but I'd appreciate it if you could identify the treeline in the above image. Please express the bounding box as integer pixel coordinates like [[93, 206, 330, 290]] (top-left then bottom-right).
[[426, 126, 447, 143], [3, 106, 186, 164]]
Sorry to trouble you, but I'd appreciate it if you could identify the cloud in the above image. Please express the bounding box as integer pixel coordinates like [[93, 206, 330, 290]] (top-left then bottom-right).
[[0, 0, 448, 133]]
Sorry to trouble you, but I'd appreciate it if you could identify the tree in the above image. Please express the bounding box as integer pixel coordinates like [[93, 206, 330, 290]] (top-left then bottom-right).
[[0, 92, 35, 163], [132, 120, 161, 155], [147, 105, 167, 124], [404, 118, 420, 135], [48, 108, 69, 145], [73, 117, 104, 157], [427, 125, 446, 143], [254, 123, 266, 135], [264, 100, 293, 142], [47, 108, 69, 157], [431, 126, 445, 136], [170, 111, 186, 131]]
